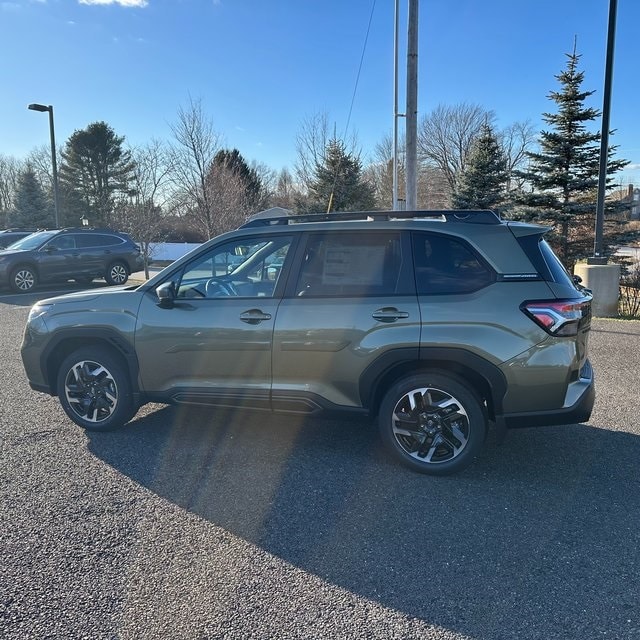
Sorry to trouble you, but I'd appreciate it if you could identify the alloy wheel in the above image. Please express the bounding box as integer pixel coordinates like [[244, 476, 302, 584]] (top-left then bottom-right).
[[64, 360, 118, 424], [13, 269, 36, 291], [109, 264, 128, 285], [390, 385, 470, 465]]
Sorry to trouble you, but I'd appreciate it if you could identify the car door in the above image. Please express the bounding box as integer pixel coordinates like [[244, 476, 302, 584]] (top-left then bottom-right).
[[134, 233, 294, 409], [74, 233, 113, 276], [37, 234, 78, 281], [272, 230, 420, 412]]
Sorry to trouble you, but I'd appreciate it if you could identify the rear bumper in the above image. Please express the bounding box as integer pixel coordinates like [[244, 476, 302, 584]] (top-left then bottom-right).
[[503, 359, 595, 429]]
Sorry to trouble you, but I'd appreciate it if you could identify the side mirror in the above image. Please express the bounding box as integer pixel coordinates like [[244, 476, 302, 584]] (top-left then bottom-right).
[[156, 281, 176, 308]]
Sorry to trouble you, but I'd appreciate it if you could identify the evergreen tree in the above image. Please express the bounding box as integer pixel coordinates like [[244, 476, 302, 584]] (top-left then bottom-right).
[[213, 149, 263, 210], [10, 167, 54, 228], [303, 139, 376, 213], [59, 122, 135, 227], [515, 46, 627, 266], [452, 123, 509, 212]]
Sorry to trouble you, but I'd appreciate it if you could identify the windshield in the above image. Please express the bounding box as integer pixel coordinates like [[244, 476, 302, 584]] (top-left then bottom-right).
[[6, 231, 58, 250]]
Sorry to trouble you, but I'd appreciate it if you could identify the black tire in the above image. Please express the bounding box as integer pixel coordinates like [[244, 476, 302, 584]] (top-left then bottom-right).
[[105, 261, 129, 286], [378, 372, 486, 475], [10, 265, 37, 293], [56, 346, 137, 431]]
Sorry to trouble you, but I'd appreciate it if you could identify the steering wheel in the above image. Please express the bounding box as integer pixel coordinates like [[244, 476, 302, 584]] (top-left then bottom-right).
[[205, 278, 237, 297]]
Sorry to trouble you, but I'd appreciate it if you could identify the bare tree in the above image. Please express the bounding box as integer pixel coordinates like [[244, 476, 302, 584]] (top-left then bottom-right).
[[366, 131, 450, 210], [25, 144, 57, 197], [366, 132, 405, 209], [498, 119, 536, 192], [270, 168, 300, 210], [419, 165, 451, 209], [169, 97, 223, 239], [114, 140, 174, 278], [0, 154, 24, 226], [204, 162, 253, 236], [418, 103, 495, 195]]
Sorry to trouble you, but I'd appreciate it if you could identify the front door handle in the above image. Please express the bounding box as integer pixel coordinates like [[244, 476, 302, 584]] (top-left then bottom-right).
[[239, 309, 272, 325], [372, 307, 410, 323]]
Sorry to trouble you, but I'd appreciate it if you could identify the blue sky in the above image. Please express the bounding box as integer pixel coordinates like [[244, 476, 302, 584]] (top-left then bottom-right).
[[2, 0, 639, 184]]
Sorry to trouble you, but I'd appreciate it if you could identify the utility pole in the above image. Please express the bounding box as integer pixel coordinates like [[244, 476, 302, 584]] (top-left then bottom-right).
[[405, 0, 419, 211]]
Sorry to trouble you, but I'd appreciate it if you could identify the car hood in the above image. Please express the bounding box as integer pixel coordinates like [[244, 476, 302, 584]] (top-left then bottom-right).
[[0, 248, 30, 257], [35, 284, 140, 306]]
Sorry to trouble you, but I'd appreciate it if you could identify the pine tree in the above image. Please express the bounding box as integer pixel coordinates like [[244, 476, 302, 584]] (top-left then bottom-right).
[[11, 167, 54, 228], [515, 45, 627, 266], [303, 139, 376, 213], [59, 122, 135, 227], [451, 123, 509, 212], [212, 149, 263, 210]]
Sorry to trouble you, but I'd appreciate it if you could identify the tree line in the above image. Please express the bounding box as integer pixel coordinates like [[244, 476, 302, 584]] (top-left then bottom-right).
[[0, 47, 636, 269]]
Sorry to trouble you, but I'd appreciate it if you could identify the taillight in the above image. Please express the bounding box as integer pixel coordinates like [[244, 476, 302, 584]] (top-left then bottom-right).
[[521, 298, 592, 336]]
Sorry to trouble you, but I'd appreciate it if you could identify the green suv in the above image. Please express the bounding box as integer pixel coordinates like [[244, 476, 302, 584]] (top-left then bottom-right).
[[20, 211, 594, 474]]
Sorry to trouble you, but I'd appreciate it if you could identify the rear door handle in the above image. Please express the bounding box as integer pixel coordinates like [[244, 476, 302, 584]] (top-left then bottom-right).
[[372, 307, 410, 323], [239, 309, 272, 325]]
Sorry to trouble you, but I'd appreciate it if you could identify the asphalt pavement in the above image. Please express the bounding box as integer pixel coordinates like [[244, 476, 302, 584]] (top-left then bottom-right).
[[1, 293, 639, 639]]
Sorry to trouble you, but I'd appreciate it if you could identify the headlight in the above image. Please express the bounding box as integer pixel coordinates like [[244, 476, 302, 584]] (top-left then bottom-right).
[[27, 303, 53, 323]]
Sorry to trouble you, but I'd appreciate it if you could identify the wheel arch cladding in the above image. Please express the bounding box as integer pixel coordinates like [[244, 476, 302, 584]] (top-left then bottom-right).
[[43, 330, 139, 396], [361, 347, 507, 420]]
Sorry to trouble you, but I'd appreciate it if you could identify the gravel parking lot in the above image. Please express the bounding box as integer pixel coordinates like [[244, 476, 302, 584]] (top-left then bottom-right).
[[1, 286, 639, 639]]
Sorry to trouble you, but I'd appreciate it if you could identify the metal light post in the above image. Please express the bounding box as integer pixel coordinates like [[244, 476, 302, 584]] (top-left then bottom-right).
[[590, 0, 618, 265], [573, 0, 621, 316], [27, 103, 60, 228], [392, 0, 402, 211]]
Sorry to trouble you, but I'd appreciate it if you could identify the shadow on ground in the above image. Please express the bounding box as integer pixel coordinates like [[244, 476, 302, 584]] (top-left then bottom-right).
[[87, 405, 640, 638]]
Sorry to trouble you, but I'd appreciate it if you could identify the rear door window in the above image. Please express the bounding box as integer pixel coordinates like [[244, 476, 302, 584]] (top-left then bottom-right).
[[294, 231, 408, 297]]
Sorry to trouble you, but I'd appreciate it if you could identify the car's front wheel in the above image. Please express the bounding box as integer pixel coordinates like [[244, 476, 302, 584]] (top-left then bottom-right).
[[10, 265, 37, 293], [378, 372, 486, 475], [105, 261, 129, 286], [57, 347, 137, 431]]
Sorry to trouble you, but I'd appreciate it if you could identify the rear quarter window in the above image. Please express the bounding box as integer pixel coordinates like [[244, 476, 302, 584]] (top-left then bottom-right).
[[412, 232, 495, 295], [76, 234, 124, 248], [517, 235, 575, 288]]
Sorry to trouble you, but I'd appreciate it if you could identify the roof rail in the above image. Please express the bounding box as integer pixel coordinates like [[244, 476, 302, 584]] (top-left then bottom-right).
[[240, 209, 501, 228]]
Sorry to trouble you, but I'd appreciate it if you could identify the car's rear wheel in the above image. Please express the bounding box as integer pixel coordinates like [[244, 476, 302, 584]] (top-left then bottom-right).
[[10, 265, 37, 293], [57, 347, 136, 431], [105, 261, 128, 286], [378, 372, 486, 475]]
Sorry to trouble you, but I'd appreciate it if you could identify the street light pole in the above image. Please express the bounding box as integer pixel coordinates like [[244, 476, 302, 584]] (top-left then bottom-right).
[[590, 0, 618, 265], [27, 103, 60, 228]]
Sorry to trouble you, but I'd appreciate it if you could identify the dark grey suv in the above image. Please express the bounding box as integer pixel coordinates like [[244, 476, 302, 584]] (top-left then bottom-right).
[[21, 210, 594, 474], [0, 228, 143, 292], [0, 229, 36, 249]]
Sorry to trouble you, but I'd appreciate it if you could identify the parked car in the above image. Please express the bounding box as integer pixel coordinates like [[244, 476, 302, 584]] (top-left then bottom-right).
[[0, 228, 143, 292], [0, 229, 37, 249], [20, 210, 594, 474]]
